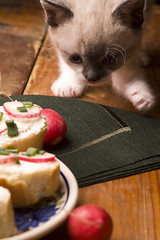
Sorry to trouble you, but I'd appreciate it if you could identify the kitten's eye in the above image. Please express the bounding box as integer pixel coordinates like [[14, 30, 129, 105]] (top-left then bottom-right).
[[69, 54, 83, 64], [102, 54, 115, 65]]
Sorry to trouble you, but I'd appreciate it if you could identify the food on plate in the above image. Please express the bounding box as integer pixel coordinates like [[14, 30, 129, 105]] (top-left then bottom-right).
[[68, 204, 113, 240], [0, 148, 60, 207], [41, 108, 67, 146], [0, 99, 69, 236], [0, 186, 18, 238], [0, 101, 48, 151]]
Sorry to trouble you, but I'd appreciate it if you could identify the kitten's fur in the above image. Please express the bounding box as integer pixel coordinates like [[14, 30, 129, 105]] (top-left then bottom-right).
[[40, 0, 155, 111]]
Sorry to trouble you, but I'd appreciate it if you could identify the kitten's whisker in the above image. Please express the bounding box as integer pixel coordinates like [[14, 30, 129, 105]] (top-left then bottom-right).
[[98, 48, 109, 62], [112, 43, 126, 54], [111, 43, 126, 60], [110, 47, 126, 64], [104, 48, 109, 58], [109, 52, 118, 62]]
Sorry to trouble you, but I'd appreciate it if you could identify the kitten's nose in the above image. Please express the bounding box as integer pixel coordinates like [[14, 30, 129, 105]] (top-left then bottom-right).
[[83, 69, 99, 82]]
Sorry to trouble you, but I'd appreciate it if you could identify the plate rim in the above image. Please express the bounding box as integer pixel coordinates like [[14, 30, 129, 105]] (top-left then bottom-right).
[[4, 159, 78, 240]]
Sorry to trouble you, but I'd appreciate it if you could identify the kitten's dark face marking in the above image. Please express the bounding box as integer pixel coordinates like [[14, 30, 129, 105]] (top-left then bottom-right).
[[82, 45, 126, 82], [40, 0, 73, 27], [112, 0, 145, 29], [65, 43, 126, 82], [64, 42, 132, 83]]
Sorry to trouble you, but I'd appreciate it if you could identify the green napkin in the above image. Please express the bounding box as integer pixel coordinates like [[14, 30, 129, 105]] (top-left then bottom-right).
[[1, 95, 160, 187]]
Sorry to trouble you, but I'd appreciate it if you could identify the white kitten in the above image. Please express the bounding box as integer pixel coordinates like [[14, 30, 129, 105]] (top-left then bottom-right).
[[40, 0, 155, 111]]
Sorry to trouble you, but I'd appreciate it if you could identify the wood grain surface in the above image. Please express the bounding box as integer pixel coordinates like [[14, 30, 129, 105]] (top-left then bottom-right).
[[0, 0, 47, 96], [0, 1, 160, 240]]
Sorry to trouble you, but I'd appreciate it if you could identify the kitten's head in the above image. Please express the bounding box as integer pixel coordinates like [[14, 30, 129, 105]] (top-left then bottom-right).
[[40, 0, 149, 83]]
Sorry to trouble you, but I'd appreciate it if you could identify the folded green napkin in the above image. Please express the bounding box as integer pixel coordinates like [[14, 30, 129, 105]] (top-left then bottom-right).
[[1, 95, 160, 187]]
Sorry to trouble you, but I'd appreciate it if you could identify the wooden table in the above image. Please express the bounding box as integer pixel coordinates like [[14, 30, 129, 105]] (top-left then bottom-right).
[[0, 1, 160, 239]]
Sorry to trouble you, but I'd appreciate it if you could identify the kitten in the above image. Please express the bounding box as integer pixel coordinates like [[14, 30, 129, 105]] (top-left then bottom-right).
[[40, 0, 155, 111]]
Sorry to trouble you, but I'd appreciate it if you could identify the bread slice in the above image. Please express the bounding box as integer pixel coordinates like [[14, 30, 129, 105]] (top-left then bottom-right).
[[0, 186, 18, 238], [0, 123, 47, 151], [0, 105, 48, 151], [0, 159, 60, 207]]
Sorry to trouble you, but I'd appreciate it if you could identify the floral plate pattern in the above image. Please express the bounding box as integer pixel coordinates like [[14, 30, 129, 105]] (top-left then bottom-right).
[[5, 160, 78, 240]]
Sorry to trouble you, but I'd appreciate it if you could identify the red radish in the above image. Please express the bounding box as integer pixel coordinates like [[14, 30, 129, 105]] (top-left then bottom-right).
[[0, 119, 7, 134], [68, 204, 113, 240], [0, 155, 17, 164], [0, 117, 8, 134], [41, 109, 67, 146], [0, 128, 7, 134], [3, 101, 42, 119], [18, 152, 55, 163]]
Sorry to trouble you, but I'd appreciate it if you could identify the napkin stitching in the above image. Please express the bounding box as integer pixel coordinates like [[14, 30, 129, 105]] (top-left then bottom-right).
[[99, 105, 129, 128], [59, 126, 131, 157]]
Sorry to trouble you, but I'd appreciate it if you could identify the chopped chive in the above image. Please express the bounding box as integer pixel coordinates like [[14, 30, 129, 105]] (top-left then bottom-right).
[[7, 148, 19, 153], [22, 101, 33, 108], [0, 112, 3, 121], [38, 150, 45, 155], [17, 107, 28, 112], [0, 148, 9, 155], [22, 152, 27, 156], [5, 120, 18, 137], [14, 157, 20, 164], [26, 147, 39, 156]]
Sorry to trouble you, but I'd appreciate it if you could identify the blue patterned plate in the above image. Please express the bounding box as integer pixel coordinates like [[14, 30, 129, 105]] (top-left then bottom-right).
[[5, 159, 78, 240]]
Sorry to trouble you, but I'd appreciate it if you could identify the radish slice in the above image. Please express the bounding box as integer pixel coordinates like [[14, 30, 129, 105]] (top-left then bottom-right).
[[0, 121, 7, 134], [18, 152, 55, 163], [0, 119, 7, 134], [0, 155, 17, 164], [0, 111, 10, 134], [3, 101, 42, 119], [0, 128, 7, 134]]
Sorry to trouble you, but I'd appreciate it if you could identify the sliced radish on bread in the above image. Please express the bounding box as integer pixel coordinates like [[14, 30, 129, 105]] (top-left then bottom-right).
[[3, 101, 42, 119], [0, 154, 19, 165], [0, 121, 7, 134], [0, 147, 56, 164], [18, 151, 55, 163], [0, 112, 11, 134]]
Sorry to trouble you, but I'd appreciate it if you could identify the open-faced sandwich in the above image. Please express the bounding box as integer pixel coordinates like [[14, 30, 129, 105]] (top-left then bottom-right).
[[0, 101, 48, 151], [0, 99, 68, 238], [0, 148, 60, 207]]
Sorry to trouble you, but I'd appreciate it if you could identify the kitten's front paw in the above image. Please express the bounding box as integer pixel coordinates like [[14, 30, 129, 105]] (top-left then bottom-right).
[[51, 80, 85, 97], [125, 82, 155, 111]]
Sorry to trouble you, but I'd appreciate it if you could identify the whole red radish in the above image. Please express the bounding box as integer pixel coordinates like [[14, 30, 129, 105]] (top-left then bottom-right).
[[41, 108, 67, 146], [68, 204, 113, 240]]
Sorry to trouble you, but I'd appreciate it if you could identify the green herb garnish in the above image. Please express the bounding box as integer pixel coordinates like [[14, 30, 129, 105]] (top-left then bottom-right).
[[14, 156, 20, 164], [38, 150, 45, 155], [0, 112, 3, 121], [22, 101, 33, 108], [7, 147, 19, 153], [0, 148, 10, 155], [0, 148, 19, 155], [17, 107, 28, 112], [5, 120, 18, 137], [26, 147, 39, 156]]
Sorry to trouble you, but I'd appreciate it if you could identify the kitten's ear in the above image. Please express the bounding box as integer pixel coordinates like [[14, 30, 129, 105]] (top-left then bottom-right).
[[40, 0, 73, 27], [113, 0, 148, 29]]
